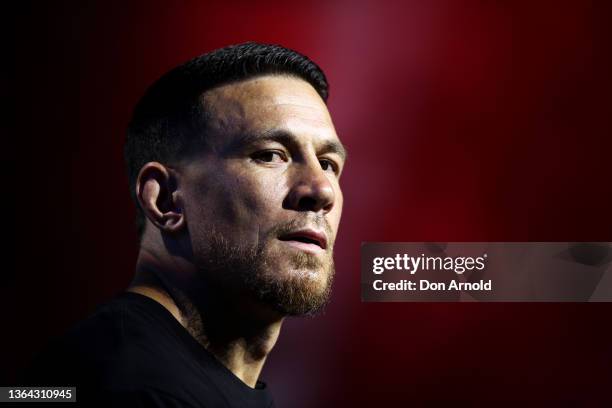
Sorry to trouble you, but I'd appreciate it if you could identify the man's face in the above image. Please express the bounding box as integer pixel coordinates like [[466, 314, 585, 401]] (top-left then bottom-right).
[[178, 75, 345, 316]]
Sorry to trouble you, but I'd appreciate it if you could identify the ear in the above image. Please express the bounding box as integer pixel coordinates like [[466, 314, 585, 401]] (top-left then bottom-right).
[[135, 162, 185, 234]]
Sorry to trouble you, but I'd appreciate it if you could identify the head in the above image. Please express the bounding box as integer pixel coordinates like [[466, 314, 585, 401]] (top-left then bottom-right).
[[125, 43, 345, 317]]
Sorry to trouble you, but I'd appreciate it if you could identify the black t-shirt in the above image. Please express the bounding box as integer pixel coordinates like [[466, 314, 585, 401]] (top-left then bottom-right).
[[25, 292, 275, 408]]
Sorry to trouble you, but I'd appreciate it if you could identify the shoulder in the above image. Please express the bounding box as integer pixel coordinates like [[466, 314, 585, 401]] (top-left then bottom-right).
[[25, 293, 274, 407], [27, 293, 176, 386], [26, 294, 218, 406]]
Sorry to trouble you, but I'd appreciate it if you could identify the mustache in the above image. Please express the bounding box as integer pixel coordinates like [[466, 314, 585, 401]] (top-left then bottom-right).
[[268, 215, 335, 249]]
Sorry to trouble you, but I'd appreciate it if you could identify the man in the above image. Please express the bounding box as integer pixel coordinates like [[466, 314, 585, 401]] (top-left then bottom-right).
[[27, 42, 346, 407]]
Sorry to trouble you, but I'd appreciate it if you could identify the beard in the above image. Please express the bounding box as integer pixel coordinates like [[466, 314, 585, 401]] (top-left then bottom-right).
[[192, 219, 335, 316]]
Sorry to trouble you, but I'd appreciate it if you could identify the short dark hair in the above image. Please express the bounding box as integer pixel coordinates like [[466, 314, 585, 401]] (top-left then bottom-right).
[[124, 42, 329, 238]]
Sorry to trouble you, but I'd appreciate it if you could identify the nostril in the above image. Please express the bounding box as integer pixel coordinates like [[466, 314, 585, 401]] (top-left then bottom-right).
[[297, 196, 317, 211], [321, 201, 334, 213], [284, 173, 335, 212]]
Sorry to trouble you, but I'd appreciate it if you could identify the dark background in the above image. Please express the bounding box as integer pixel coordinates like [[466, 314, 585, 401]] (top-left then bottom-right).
[[6, 0, 612, 405]]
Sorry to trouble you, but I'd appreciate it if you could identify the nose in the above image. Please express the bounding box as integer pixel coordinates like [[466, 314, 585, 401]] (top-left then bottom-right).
[[284, 159, 336, 214]]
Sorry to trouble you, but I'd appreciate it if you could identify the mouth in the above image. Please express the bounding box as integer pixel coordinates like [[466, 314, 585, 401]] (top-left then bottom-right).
[[278, 229, 328, 252]]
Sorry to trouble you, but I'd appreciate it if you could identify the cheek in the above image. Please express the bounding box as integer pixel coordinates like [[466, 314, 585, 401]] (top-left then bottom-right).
[[330, 186, 344, 228], [187, 167, 284, 234], [229, 168, 283, 217], [331, 211, 342, 243]]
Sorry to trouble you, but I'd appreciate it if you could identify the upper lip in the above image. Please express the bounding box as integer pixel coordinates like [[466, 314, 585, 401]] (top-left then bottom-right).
[[278, 229, 328, 249]]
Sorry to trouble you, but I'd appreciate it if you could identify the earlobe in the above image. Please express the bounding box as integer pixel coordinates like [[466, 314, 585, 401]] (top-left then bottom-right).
[[163, 194, 185, 233], [136, 162, 185, 234]]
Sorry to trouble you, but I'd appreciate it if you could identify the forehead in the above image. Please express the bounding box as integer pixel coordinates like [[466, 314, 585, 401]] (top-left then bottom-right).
[[200, 75, 338, 148]]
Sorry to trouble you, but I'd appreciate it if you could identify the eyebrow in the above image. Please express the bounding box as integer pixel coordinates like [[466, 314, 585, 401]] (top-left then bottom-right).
[[228, 128, 348, 161]]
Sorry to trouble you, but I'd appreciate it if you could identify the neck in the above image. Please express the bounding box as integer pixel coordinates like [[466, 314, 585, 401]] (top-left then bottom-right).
[[128, 244, 284, 388]]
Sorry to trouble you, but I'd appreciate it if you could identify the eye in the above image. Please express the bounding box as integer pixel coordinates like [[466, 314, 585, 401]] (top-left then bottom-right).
[[252, 150, 287, 163], [319, 158, 338, 174]]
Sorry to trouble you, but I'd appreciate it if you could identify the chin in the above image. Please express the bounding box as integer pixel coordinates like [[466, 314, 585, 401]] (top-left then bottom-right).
[[256, 261, 334, 317]]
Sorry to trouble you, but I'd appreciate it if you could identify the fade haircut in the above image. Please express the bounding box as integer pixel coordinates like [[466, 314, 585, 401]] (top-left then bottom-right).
[[124, 42, 329, 238]]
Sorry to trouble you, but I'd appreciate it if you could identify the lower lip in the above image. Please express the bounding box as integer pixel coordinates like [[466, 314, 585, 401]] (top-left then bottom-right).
[[279, 239, 325, 253]]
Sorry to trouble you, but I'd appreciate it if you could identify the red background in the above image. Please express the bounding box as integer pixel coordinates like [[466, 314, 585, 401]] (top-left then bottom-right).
[[7, 0, 612, 405]]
